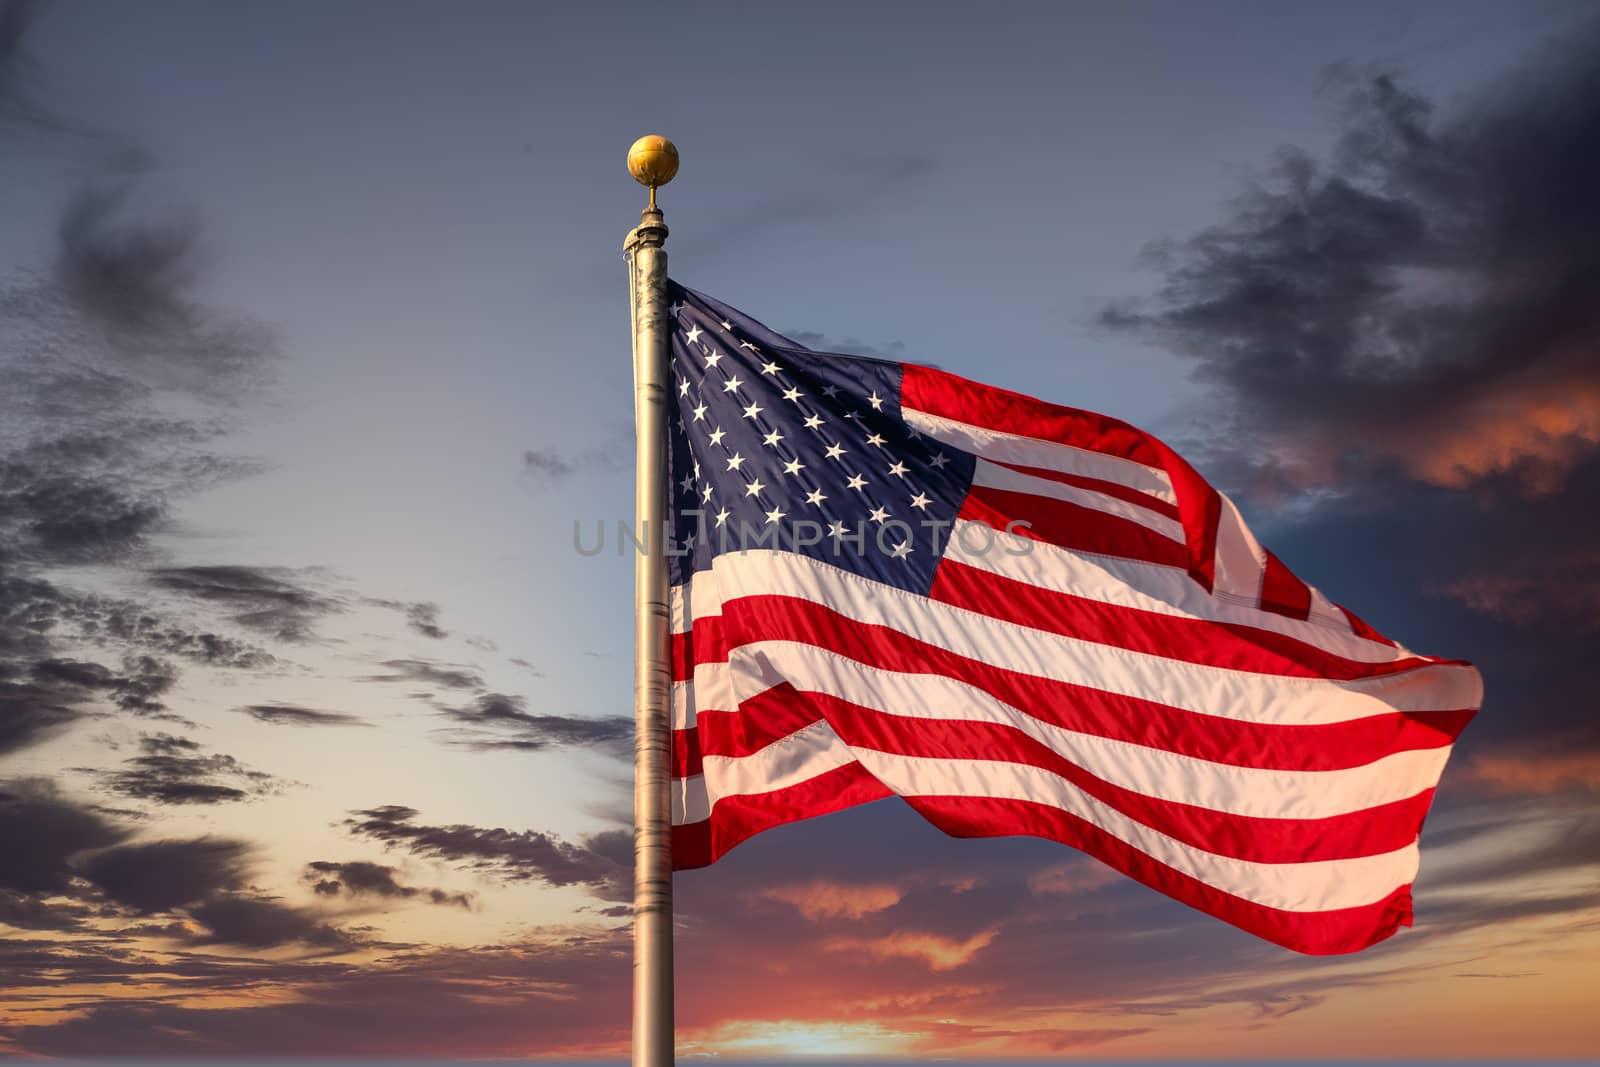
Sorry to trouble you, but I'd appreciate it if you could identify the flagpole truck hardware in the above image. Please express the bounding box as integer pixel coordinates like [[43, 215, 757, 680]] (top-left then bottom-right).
[[624, 134, 678, 1067]]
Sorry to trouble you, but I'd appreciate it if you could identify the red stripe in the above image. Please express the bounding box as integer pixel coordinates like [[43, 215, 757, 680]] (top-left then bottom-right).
[[672, 761, 892, 869], [902, 364, 1169, 468], [820, 696, 1435, 863], [906, 793, 1413, 955], [990, 458, 1182, 521], [929, 558, 1438, 681], [1342, 605, 1398, 648], [673, 683, 826, 778], [961, 487, 1190, 570], [671, 595, 1472, 773], [901, 364, 1223, 590], [1261, 549, 1313, 621]]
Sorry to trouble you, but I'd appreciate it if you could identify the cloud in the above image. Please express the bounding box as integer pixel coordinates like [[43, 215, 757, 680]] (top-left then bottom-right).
[[520, 441, 628, 489], [436, 692, 631, 757], [77, 836, 250, 913], [822, 928, 999, 971], [363, 658, 484, 691], [756, 880, 904, 921], [1026, 857, 1124, 896], [149, 565, 342, 642], [1103, 24, 1600, 503], [0, 778, 128, 894], [239, 703, 372, 728], [90, 732, 281, 806], [784, 331, 909, 362], [1458, 748, 1600, 795], [304, 861, 473, 909], [342, 805, 629, 900], [185, 893, 354, 950], [366, 598, 447, 640]]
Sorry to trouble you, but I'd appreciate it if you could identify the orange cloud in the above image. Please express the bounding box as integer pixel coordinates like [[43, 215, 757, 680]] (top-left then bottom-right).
[[755, 879, 903, 921], [822, 928, 998, 971], [1393, 379, 1600, 494], [1461, 751, 1600, 795]]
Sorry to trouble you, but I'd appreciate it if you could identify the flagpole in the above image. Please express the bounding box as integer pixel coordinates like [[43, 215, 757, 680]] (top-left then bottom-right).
[[624, 134, 678, 1067]]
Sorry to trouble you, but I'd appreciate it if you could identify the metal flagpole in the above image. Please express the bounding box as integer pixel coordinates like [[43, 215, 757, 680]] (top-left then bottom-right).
[[623, 134, 678, 1067]]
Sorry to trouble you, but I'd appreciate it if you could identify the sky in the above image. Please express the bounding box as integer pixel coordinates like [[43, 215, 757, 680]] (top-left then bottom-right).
[[1, 0, 1598, 1059]]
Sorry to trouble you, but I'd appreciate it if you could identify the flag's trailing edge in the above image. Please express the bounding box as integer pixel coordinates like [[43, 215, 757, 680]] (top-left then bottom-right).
[[662, 281, 1482, 956]]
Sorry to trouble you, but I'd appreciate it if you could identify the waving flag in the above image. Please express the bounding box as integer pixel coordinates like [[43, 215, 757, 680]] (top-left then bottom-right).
[[663, 282, 1481, 956]]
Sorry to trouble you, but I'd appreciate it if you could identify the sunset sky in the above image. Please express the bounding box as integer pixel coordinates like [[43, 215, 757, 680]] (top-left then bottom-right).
[[2, 0, 1598, 1059]]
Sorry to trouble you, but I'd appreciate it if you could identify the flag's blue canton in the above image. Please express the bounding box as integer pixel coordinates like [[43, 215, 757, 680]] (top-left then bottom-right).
[[665, 282, 976, 595]]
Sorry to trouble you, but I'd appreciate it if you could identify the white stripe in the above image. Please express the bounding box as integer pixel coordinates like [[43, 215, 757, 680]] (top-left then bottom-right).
[[1213, 491, 1267, 605], [944, 521, 1432, 667], [674, 718, 854, 824], [671, 551, 1483, 721], [851, 749, 1418, 912], [970, 458, 1186, 542], [903, 407, 1177, 504], [684, 640, 1452, 819]]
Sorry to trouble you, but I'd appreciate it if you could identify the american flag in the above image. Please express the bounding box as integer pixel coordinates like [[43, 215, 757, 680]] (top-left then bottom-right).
[[663, 282, 1481, 955]]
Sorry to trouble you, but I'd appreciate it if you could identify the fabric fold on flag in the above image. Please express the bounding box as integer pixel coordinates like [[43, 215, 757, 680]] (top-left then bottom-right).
[[661, 281, 1481, 956]]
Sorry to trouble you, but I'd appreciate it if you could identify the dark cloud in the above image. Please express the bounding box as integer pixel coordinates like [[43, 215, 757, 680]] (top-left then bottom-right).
[[149, 565, 342, 642], [520, 441, 628, 488], [363, 658, 484, 691], [304, 861, 473, 909], [30, 653, 177, 713], [78, 836, 249, 913], [91, 732, 280, 806], [436, 692, 631, 757], [0, 778, 128, 894], [1102, 28, 1600, 503], [365, 598, 448, 640], [342, 805, 629, 900], [239, 703, 372, 728], [186, 893, 354, 950]]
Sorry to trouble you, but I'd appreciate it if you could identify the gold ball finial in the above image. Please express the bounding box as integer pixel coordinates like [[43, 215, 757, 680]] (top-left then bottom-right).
[[627, 135, 678, 210]]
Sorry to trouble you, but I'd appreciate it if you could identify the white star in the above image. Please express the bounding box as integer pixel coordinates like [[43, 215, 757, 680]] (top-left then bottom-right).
[[782, 386, 803, 402], [692, 459, 701, 477], [679, 473, 695, 492], [910, 492, 931, 510], [705, 349, 723, 368], [722, 375, 743, 393], [822, 384, 840, 398], [868, 506, 889, 524], [682, 530, 696, 550], [677, 379, 691, 397], [714, 507, 730, 527], [827, 520, 847, 539], [929, 451, 949, 468], [825, 442, 847, 460], [805, 488, 827, 506], [692, 402, 707, 422], [782, 457, 806, 475], [843, 410, 861, 421], [763, 429, 785, 447], [868, 391, 885, 410], [685, 325, 702, 344], [760, 359, 781, 376], [906, 426, 922, 439], [739, 340, 761, 352], [846, 473, 868, 490], [866, 432, 886, 447], [719, 319, 733, 331], [708, 427, 726, 446], [701, 484, 713, 502], [803, 414, 824, 430], [725, 452, 745, 471], [889, 540, 912, 558], [670, 302, 683, 317], [764, 505, 786, 525], [742, 400, 764, 420], [887, 460, 908, 478], [744, 478, 766, 497]]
